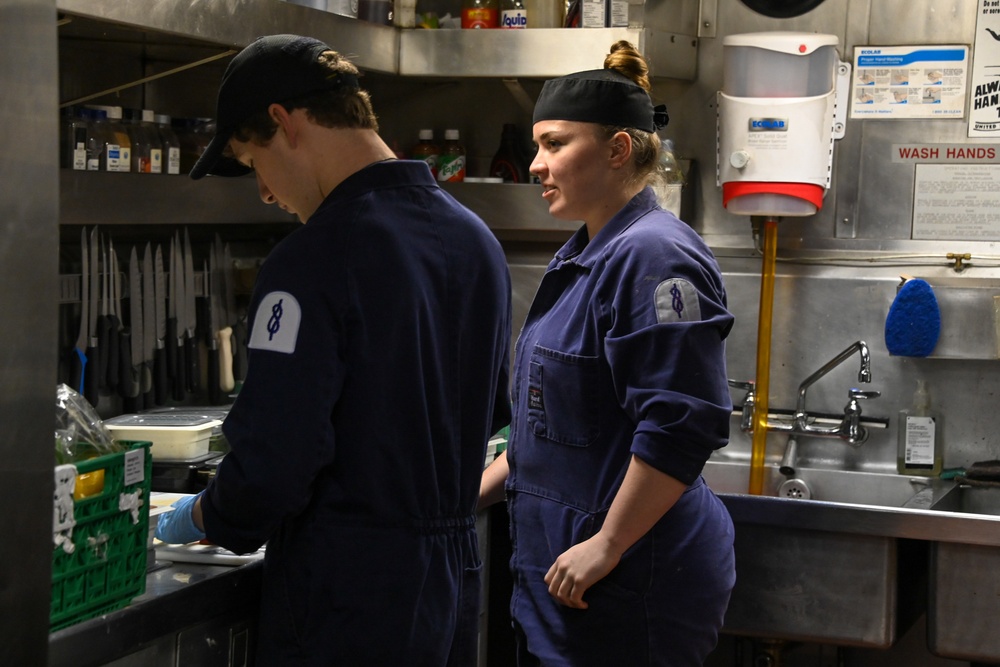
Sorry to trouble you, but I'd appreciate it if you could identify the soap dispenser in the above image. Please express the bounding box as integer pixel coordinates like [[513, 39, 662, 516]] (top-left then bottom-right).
[[897, 379, 943, 476]]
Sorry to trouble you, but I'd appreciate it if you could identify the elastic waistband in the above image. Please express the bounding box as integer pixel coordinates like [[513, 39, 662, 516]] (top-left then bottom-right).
[[330, 513, 477, 535]]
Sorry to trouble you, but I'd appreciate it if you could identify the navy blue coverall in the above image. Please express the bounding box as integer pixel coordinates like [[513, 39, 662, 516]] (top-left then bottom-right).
[[201, 161, 512, 666], [506, 188, 736, 666]]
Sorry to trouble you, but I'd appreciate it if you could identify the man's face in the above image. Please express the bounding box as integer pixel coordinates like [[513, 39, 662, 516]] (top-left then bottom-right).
[[229, 131, 306, 222]]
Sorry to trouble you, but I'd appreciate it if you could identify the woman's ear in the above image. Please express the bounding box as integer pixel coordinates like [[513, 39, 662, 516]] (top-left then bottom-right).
[[608, 131, 633, 169]]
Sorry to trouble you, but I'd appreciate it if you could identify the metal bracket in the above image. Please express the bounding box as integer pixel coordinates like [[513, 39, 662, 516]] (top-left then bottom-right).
[[502, 78, 536, 117], [833, 60, 852, 140], [698, 0, 718, 38]]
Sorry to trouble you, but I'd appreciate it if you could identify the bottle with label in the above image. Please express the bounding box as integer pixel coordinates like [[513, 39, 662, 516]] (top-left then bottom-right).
[[91, 105, 132, 172], [462, 0, 499, 28], [154, 114, 181, 175], [412, 129, 441, 179], [437, 129, 466, 183], [123, 108, 154, 173], [501, 0, 528, 28], [81, 108, 108, 171], [524, 0, 563, 27], [141, 110, 164, 174], [61, 106, 89, 171], [490, 124, 530, 182], [897, 379, 943, 476]]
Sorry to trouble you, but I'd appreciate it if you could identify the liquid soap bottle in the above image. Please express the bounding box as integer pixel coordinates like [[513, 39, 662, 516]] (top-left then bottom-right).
[[897, 379, 943, 476]]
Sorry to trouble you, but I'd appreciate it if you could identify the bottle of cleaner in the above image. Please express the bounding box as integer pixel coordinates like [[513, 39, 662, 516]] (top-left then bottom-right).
[[897, 378, 943, 476]]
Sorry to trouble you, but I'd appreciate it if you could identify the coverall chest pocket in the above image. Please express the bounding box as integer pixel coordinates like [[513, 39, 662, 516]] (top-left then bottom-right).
[[526, 345, 600, 447]]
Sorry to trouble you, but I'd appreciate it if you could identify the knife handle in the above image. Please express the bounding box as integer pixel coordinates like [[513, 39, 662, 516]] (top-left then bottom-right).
[[172, 337, 186, 401], [233, 318, 248, 382], [84, 342, 100, 407], [119, 330, 140, 399], [207, 344, 221, 405], [107, 316, 120, 390], [71, 347, 87, 396], [218, 327, 234, 393], [97, 316, 111, 390], [140, 360, 153, 396], [166, 318, 178, 380], [153, 345, 168, 405], [185, 335, 200, 393]]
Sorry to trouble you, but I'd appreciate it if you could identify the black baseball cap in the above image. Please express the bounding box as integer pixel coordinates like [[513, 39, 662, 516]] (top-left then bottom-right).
[[190, 34, 360, 180], [532, 69, 668, 133]]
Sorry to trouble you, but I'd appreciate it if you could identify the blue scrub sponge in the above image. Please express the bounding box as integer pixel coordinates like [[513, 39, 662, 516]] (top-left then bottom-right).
[[884, 278, 941, 357]]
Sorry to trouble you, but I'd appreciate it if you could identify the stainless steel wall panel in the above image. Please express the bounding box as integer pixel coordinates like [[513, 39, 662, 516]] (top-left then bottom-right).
[[0, 0, 59, 664]]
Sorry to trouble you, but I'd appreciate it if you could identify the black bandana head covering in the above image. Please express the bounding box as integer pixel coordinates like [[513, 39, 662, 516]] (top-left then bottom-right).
[[532, 68, 668, 133]]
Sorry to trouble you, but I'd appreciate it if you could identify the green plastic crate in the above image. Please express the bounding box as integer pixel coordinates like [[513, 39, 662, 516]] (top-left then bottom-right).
[[51, 441, 152, 631]]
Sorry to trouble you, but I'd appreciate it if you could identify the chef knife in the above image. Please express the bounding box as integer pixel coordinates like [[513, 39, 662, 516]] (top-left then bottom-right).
[[141, 242, 156, 400], [109, 241, 123, 391], [83, 227, 100, 407], [70, 227, 89, 396], [153, 243, 168, 405], [96, 233, 111, 390], [105, 238, 120, 390], [169, 233, 185, 401], [120, 246, 141, 400], [206, 257, 221, 404], [183, 228, 199, 392], [214, 236, 234, 394]]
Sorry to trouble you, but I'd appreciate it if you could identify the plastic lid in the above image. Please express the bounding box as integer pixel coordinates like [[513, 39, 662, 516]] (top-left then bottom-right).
[[419, 128, 434, 140], [445, 128, 460, 140], [722, 32, 838, 55], [106, 105, 123, 120], [153, 113, 172, 125], [142, 109, 155, 123]]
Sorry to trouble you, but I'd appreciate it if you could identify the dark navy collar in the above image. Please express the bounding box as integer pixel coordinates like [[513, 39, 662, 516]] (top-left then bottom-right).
[[552, 187, 658, 269], [310, 159, 437, 221]]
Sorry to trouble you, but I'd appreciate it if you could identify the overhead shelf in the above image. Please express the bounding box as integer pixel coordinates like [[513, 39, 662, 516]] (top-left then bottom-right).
[[56, 0, 698, 80], [399, 27, 697, 79]]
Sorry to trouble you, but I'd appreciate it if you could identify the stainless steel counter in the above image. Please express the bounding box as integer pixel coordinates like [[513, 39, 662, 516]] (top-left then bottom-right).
[[48, 559, 262, 667]]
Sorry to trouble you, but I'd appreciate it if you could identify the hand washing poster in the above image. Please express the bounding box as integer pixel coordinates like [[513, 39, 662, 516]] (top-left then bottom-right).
[[970, 0, 1000, 136], [850, 45, 968, 119]]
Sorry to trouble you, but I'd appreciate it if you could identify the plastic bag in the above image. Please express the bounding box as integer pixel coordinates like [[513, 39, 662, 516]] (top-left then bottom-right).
[[54, 383, 121, 464]]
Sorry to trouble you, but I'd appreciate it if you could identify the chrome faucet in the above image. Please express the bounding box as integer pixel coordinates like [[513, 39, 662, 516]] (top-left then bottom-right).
[[727, 340, 881, 447]]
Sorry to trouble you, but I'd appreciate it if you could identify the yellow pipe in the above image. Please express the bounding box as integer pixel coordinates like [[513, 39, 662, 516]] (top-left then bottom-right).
[[749, 217, 779, 495]]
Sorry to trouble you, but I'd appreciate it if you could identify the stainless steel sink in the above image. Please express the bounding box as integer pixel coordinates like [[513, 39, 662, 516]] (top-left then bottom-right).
[[925, 484, 1000, 661], [700, 460, 929, 647], [702, 460, 936, 507]]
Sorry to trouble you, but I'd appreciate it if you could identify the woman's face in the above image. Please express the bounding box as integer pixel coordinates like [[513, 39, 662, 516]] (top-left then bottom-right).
[[530, 120, 618, 226]]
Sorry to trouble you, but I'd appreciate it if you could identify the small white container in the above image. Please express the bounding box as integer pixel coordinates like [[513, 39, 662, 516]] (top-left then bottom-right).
[[105, 414, 222, 461]]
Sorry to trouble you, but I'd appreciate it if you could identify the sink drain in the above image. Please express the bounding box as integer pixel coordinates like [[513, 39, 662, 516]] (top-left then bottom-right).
[[778, 478, 812, 499]]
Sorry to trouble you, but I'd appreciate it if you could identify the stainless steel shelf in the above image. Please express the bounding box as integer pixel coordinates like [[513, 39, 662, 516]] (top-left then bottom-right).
[[56, 0, 698, 80], [399, 27, 697, 79], [56, 0, 399, 73], [60, 170, 297, 225]]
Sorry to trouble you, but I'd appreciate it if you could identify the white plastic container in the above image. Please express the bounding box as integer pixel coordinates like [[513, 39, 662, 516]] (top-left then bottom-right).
[[717, 32, 841, 217], [105, 414, 222, 461]]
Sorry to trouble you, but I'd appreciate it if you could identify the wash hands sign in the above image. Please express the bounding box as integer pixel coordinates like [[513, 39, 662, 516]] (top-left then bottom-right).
[[970, 0, 1000, 137]]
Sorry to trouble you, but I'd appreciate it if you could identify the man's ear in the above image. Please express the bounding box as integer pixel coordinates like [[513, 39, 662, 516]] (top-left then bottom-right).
[[268, 103, 299, 147]]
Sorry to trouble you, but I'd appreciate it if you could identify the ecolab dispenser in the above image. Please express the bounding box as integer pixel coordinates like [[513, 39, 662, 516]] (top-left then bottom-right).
[[717, 32, 842, 216]]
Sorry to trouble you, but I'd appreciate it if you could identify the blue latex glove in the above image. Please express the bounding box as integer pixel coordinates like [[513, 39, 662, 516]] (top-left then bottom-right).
[[155, 493, 207, 544]]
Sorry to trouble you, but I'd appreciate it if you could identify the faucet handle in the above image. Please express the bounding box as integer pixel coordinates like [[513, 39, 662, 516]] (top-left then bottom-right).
[[728, 379, 755, 392], [848, 388, 881, 400]]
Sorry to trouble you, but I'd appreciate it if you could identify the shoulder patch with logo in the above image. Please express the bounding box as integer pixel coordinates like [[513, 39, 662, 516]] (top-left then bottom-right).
[[654, 278, 701, 323], [248, 291, 302, 354]]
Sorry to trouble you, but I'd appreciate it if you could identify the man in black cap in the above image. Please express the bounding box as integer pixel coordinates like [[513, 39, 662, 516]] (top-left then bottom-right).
[[157, 34, 512, 665]]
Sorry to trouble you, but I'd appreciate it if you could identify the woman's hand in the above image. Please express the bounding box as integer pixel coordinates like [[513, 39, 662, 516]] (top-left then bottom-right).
[[544, 533, 622, 609]]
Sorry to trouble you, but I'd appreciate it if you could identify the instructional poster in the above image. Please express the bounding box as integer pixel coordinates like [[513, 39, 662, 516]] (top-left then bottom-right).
[[970, 0, 1000, 136], [912, 164, 1000, 240], [850, 45, 968, 119]]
